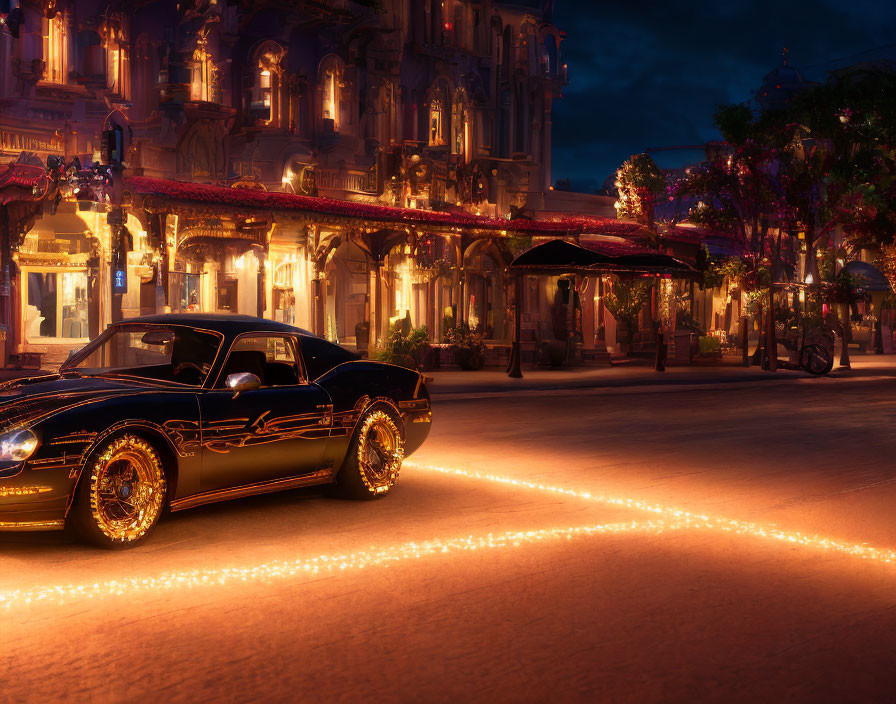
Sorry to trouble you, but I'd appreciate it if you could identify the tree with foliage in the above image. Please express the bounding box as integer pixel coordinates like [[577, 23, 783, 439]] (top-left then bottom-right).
[[604, 279, 650, 353], [779, 68, 896, 290], [614, 153, 667, 228]]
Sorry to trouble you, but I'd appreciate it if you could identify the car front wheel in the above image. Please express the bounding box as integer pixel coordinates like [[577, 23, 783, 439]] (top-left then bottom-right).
[[69, 434, 167, 548], [336, 406, 404, 499]]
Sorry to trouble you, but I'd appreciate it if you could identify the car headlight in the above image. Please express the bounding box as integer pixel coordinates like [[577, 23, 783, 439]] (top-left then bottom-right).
[[0, 429, 38, 462]]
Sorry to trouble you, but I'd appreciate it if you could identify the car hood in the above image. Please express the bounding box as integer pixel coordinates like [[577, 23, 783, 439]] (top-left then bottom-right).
[[0, 374, 166, 430]]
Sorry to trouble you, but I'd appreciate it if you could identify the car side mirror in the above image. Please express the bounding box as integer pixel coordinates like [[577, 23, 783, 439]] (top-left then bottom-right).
[[225, 372, 261, 395]]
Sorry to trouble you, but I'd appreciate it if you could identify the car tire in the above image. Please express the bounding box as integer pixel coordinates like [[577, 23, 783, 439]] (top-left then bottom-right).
[[68, 434, 168, 549], [336, 405, 404, 500]]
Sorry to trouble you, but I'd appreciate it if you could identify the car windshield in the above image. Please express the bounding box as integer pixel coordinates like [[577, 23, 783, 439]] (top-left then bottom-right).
[[62, 325, 221, 386]]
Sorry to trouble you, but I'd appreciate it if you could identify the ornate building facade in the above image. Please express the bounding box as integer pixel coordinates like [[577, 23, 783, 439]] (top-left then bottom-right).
[[0, 0, 624, 366]]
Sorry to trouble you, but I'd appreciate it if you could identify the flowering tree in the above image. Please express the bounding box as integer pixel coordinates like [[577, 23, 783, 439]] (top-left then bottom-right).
[[779, 68, 896, 289], [614, 153, 667, 228]]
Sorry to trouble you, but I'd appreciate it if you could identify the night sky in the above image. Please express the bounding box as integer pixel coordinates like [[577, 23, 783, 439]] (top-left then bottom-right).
[[550, 0, 896, 192]]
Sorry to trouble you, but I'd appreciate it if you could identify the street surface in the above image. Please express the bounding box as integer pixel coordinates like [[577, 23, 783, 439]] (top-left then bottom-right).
[[4, 372, 896, 702]]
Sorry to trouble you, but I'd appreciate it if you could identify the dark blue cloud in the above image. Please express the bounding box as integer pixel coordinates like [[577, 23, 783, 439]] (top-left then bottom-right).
[[551, 0, 896, 191]]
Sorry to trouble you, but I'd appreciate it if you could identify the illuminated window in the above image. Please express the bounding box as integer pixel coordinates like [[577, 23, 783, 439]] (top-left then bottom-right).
[[260, 71, 271, 105], [429, 97, 444, 146], [322, 68, 338, 126], [250, 67, 273, 123], [106, 32, 130, 98], [191, 39, 216, 102], [318, 55, 344, 130], [452, 92, 469, 159], [43, 14, 68, 84]]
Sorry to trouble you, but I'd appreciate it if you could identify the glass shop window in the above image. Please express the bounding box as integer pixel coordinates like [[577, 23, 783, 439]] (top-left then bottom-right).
[[26, 271, 89, 339], [217, 274, 238, 312], [170, 272, 201, 313]]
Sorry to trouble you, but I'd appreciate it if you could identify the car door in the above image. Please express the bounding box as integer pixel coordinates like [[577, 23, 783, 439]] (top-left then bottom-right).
[[199, 333, 333, 493]]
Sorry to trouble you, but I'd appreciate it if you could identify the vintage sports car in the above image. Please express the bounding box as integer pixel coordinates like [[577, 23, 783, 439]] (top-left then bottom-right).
[[0, 315, 431, 547]]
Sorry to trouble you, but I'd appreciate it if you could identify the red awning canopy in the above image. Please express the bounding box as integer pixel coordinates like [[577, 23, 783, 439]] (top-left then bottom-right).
[[124, 176, 646, 238]]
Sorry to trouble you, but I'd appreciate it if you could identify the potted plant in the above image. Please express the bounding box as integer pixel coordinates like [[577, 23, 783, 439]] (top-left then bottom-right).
[[445, 323, 486, 370], [375, 325, 432, 370]]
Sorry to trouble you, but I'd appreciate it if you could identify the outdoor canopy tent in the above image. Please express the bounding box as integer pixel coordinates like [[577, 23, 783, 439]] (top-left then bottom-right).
[[505, 238, 698, 377]]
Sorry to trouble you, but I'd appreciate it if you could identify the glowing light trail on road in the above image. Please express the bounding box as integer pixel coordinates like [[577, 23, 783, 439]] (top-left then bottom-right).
[[4, 461, 896, 611], [405, 461, 896, 566], [0, 521, 671, 609]]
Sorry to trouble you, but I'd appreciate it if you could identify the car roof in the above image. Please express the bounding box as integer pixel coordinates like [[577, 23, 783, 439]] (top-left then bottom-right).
[[120, 313, 314, 337]]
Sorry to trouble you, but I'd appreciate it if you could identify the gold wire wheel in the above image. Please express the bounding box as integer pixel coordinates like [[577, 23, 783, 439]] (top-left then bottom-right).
[[88, 435, 167, 544], [356, 410, 403, 494]]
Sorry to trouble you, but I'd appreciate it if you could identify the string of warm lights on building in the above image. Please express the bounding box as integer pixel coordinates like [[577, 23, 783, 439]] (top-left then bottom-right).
[[2, 462, 895, 611]]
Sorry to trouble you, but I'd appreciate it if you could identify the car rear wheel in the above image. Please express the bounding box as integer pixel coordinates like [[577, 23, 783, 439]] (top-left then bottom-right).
[[336, 406, 404, 499], [69, 434, 167, 548]]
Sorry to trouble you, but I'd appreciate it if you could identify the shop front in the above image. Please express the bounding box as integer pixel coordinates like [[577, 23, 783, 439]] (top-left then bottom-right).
[[14, 203, 104, 365]]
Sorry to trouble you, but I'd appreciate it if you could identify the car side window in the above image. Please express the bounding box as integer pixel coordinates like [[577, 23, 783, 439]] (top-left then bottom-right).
[[219, 335, 302, 388]]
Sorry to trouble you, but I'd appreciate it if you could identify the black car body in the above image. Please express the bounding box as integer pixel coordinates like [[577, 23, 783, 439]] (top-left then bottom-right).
[[0, 314, 431, 544]]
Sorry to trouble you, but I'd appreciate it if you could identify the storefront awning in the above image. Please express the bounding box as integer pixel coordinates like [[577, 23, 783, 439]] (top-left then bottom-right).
[[510, 238, 698, 276], [124, 176, 646, 239]]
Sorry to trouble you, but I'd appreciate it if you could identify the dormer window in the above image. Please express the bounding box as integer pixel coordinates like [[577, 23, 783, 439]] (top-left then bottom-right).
[[43, 13, 68, 84]]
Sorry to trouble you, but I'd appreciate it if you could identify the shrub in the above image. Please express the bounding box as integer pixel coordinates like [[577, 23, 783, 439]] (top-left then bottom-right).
[[375, 325, 431, 369], [698, 335, 721, 355], [445, 323, 486, 370]]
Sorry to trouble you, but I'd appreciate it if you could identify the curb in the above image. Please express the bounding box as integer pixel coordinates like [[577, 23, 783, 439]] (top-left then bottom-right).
[[428, 369, 889, 401]]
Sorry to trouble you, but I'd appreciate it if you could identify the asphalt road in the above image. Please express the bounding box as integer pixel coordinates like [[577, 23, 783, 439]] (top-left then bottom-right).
[[4, 376, 896, 703]]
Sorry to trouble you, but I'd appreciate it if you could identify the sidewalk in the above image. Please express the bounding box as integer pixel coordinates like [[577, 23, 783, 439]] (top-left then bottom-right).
[[425, 355, 896, 397], [3, 355, 895, 394]]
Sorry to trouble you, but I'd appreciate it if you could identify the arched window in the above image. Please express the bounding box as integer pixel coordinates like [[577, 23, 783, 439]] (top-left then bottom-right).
[[429, 96, 444, 146], [544, 35, 558, 75], [452, 90, 470, 160], [191, 35, 217, 102], [428, 80, 450, 147], [103, 20, 130, 98], [250, 43, 285, 126], [319, 56, 343, 129], [43, 12, 68, 84]]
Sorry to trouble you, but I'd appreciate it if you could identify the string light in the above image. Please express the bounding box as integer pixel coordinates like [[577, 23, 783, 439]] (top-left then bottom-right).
[[4, 462, 896, 611], [404, 461, 896, 565], [0, 521, 671, 610]]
